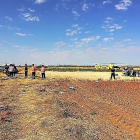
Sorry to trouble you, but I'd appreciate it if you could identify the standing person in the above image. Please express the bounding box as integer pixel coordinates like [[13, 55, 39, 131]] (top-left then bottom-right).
[[5, 64, 9, 76], [111, 66, 115, 80], [31, 64, 36, 79], [13, 64, 16, 76], [8, 64, 14, 78], [25, 64, 28, 78], [40, 65, 45, 79]]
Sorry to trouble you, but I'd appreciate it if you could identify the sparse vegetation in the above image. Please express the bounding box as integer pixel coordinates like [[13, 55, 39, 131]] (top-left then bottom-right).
[[39, 67, 122, 72], [0, 68, 140, 140]]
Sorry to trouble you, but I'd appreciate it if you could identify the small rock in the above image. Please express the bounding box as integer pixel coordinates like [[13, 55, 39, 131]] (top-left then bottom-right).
[[69, 86, 75, 90], [91, 111, 97, 115], [54, 91, 60, 93], [1, 77, 9, 80]]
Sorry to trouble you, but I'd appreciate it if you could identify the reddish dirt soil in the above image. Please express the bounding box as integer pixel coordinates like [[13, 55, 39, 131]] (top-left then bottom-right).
[[0, 79, 140, 140], [48, 80, 140, 140]]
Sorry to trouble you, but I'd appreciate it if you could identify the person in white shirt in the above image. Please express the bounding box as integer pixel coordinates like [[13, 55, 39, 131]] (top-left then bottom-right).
[[8, 64, 14, 77]]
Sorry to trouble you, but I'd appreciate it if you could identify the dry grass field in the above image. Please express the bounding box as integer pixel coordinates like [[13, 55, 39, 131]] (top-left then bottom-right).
[[0, 68, 140, 140], [44, 71, 140, 81]]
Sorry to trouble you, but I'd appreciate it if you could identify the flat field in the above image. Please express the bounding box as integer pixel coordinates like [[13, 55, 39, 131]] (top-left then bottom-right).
[[44, 71, 140, 81], [0, 68, 140, 140]]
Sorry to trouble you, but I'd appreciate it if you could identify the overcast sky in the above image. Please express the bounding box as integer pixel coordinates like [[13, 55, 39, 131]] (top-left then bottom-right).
[[0, 0, 140, 65]]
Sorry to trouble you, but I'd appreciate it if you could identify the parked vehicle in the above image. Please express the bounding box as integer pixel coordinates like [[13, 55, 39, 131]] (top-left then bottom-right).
[[122, 66, 140, 77], [0, 64, 18, 76]]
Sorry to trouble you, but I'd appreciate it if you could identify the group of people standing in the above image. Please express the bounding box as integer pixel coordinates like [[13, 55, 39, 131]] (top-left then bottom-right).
[[25, 64, 45, 79], [5, 63, 115, 80], [5, 64, 17, 77]]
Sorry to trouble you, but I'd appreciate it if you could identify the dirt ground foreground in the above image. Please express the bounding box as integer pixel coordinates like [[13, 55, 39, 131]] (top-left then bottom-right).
[[0, 69, 140, 140]]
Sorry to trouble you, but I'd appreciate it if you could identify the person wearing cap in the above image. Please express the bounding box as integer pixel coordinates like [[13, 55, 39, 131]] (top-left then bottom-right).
[[25, 64, 28, 78], [110, 66, 115, 80], [40, 65, 45, 79], [31, 64, 36, 79]]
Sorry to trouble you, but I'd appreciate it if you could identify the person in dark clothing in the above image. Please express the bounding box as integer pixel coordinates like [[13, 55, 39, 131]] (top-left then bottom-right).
[[13, 64, 16, 76], [25, 64, 28, 78], [111, 66, 115, 80], [5, 64, 9, 76]]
